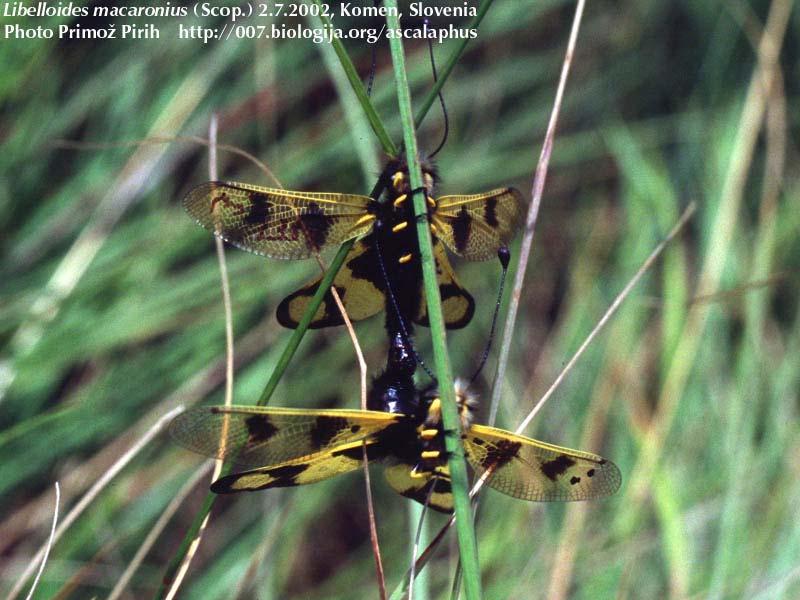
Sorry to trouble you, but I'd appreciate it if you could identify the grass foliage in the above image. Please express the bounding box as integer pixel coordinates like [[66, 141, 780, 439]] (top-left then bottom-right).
[[1, 1, 799, 598]]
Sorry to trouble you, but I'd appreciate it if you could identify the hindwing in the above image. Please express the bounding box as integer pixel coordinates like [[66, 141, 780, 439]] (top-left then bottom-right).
[[275, 239, 386, 329], [383, 463, 454, 513], [414, 241, 475, 329], [278, 237, 475, 329], [211, 440, 376, 493]]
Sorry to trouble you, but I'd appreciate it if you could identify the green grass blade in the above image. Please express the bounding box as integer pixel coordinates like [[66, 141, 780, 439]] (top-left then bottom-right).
[[311, 0, 397, 156], [384, 3, 482, 598]]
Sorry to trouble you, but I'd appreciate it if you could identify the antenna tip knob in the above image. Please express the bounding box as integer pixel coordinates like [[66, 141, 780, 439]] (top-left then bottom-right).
[[498, 245, 511, 269]]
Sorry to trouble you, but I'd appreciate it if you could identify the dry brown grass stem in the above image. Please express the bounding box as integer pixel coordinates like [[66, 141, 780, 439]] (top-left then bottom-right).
[[107, 464, 213, 600], [52, 135, 282, 187], [163, 115, 235, 600], [513, 202, 696, 435], [6, 406, 185, 600], [21, 482, 59, 600], [487, 0, 586, 426], [315, 247, 386, 599]]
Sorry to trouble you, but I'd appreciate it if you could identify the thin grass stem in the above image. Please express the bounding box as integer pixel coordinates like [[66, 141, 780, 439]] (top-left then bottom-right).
[[6, 406, 184, 600], [513, 203, 696, 434], [163, 115, 234, 600], [22, 482, 59, 600], [384, 3, 482, 598], [487, 0, 587, 427], [108, 464, 212, 600]]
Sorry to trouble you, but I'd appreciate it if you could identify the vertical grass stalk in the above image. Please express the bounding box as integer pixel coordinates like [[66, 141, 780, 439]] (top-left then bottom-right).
[[384, 3, 482, 598]]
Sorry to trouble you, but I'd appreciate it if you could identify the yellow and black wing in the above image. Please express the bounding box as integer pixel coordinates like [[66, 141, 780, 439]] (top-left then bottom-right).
[[383, 463, 454, 513], [464, 424, 621, 501], [276, 239, 385, 328], [211, 440, 375, 493], [414, 241, 475, 329], [183, 181, 375, 259], [169, 405, 401, 468], [278, 238, 476, 329], [433, 188, 524, 261]]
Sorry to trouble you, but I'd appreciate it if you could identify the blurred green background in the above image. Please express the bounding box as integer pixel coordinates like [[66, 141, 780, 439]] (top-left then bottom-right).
[[1, 0, 799, 598]]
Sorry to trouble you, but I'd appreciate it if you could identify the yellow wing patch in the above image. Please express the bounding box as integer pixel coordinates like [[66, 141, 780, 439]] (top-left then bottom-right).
[[278, 237, 475, 330], [415, 241, 475, 329], [276, 240, 385, 328], [464, 424, 621, 501], [169, 405, 400, 468], [211, 440, 373, 493], [433, 188, 525, 261], [384, 463, 454, 513], [183, 181, 375, 260], [170, 403, 620, 510]]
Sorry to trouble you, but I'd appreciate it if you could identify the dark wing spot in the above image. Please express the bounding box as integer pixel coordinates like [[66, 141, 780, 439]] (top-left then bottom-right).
[[310, 417, 348, 449], [261, 464, 309, 486], [570, 476, 581, 485], [330, 445, 366, 460], [481, 439, 522, 470], [399, 477, 453, 510], [245, 193, 272, 224], [452, 206, 472, 254], [209, 190, 229, 212], [587, 468, 596, 477], [291, 202, 332, 250], [484, 197, 499, 228], [347, 238, 385, 289], [210, 463, 310, 493], [432, 477, 452, 494], [540, 454, 577, 482], [244, 415, 278, 445]]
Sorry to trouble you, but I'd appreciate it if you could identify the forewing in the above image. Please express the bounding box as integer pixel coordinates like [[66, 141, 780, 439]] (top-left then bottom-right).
[[384, 463, 454, 513], [414, 241, 475, 329], [276, 238, 386, 328], [464, 424, 621, 501], [183, 181, 374, 259], [433, 188, 524, 260], [211, 440, 374, 493], [169, 405, 400, 468]]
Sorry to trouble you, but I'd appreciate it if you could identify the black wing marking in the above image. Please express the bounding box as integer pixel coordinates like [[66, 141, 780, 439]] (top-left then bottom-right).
[[464, 424, 621, 501], [183, 181, 375, 259]]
